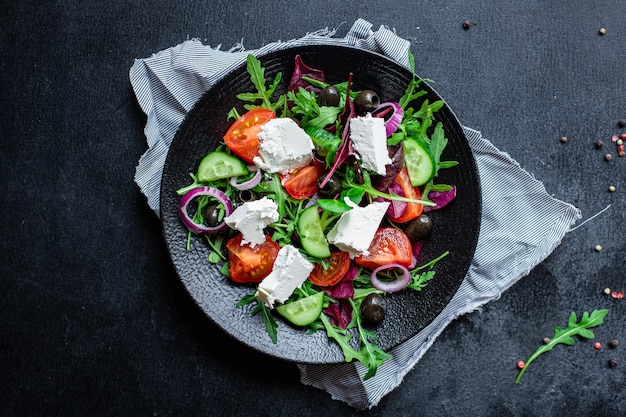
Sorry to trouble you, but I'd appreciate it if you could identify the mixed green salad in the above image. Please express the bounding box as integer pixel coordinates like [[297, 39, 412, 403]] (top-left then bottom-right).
[[176, 52, 458, 379]]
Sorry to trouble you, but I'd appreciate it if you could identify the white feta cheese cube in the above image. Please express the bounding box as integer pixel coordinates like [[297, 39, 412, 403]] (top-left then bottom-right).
[[326, 199, 390, 258], [253, 118, 314, 173], [255, 244, 315, 309], [349, 113, 392, 175], [223, 197, 279, 246]]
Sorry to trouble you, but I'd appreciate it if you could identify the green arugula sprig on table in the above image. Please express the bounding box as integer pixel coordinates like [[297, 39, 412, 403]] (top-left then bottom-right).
[[515, 309, 609, 383]]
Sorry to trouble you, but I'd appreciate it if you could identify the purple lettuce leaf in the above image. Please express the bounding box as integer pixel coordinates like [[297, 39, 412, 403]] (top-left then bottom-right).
[[424, 185, 457, 212], [321, 265, 357, 329], [323, 299, 352, 329], [372, 143, 404, 190], [319, 73, 358, 188], [287, 55, 325, 93]]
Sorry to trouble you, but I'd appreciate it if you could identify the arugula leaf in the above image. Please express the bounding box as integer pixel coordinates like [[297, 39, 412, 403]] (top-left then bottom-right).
[[204, 234, 226, 263], [316, 187, 365, 214], [287, 87, 342, 128], [319, 314, 363, 363], [176, 173, 202, 196], [344, 169, 436, 207], [407, 270, 436, 291], [247, 299, 279, 344], [318, 306, 391, 380], [515, 309, 609, 383], [255, 173, 288, 219], [398, 52, 428, 110], [349, 299, 392, 379], [308, 106, 342, 128], [227, 107, 241, 121], [236, 54, 284, 112], [287, 88, 317, 123], [316, 199, 352, 214], [236, 293, 257, 307], [428, 123, 447, 165], [237, 296, 284, 347], [427, 122, 458, 173], [219, 262, 229, 276]]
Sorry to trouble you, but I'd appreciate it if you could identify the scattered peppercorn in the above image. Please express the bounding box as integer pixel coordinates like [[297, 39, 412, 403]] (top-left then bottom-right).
[[516, 360, 525, 369], [594, 342, 603, 350], [611, 291, 625, 299], [605, 153, 612, 161], [595, 139, 604, 149], [560, 136, 567, 143], [618, 119, 626, 128], [621, 133, 626, 140], [462, 20, 471, 30], [608, 185, 616, 192], [608, 358, 618, 367], [603, 288, 611, 295], [611, 134, 619, 142], [619, 151, 625, 158], [595, 245, 602, 252], [543, 337, 551, 344], [599, 27, 607, 35], [608, 339, 619, 348]]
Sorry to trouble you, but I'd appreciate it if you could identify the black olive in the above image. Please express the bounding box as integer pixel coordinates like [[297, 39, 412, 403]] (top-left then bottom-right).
[[236, 189, 259, 205], [360, 293, 386, 324], [318, 85, 340, 107], [203, 204, 222, 227], [317, 174, 342, 197], [404, 214, 433, 241], [353, 89, 380, 115]]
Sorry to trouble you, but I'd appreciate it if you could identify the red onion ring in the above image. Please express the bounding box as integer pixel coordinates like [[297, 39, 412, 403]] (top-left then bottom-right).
[[178, 186, 233, 234], [370, 263, 411, 293], [230, 165, 261, 190], [373, 102, 403, 137]]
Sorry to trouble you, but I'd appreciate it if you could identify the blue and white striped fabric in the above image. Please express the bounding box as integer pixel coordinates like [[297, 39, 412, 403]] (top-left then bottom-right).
[[130, 19, 581, 410]]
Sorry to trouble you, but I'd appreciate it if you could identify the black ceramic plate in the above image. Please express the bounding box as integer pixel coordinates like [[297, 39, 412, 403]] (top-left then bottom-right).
[[161, 45, 481, 364]]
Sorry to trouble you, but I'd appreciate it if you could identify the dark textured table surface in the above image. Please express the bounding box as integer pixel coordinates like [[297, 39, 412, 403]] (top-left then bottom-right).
[[2, 1, 625, 416]]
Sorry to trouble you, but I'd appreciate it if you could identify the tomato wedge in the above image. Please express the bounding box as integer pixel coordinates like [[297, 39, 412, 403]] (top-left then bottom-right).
[[388, 167, 423, 223], [226, 233, 279, 284], [223, 108, 276, 163], [280, 161, 325, 199], [355, 228, 413, 268], [308, 251, 351, 287]]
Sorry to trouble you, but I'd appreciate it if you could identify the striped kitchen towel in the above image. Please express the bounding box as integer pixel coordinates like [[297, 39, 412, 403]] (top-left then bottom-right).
[[130, 18, 581, 410]]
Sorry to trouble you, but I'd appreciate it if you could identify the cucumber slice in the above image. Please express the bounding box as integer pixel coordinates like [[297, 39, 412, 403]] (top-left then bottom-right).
[[276, 291, 324, 326], [197, 151, 249, 183], [297, 205, 331, 258], [402, 138, 435, 187]]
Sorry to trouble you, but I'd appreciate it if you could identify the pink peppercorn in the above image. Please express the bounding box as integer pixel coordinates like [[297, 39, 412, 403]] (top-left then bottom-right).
[[618, 145, 625, 152], [621, 133, 626, 140], [517, 360, 525, 369], [612, 135, 619, 142], [594, 342, 602, 350]]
